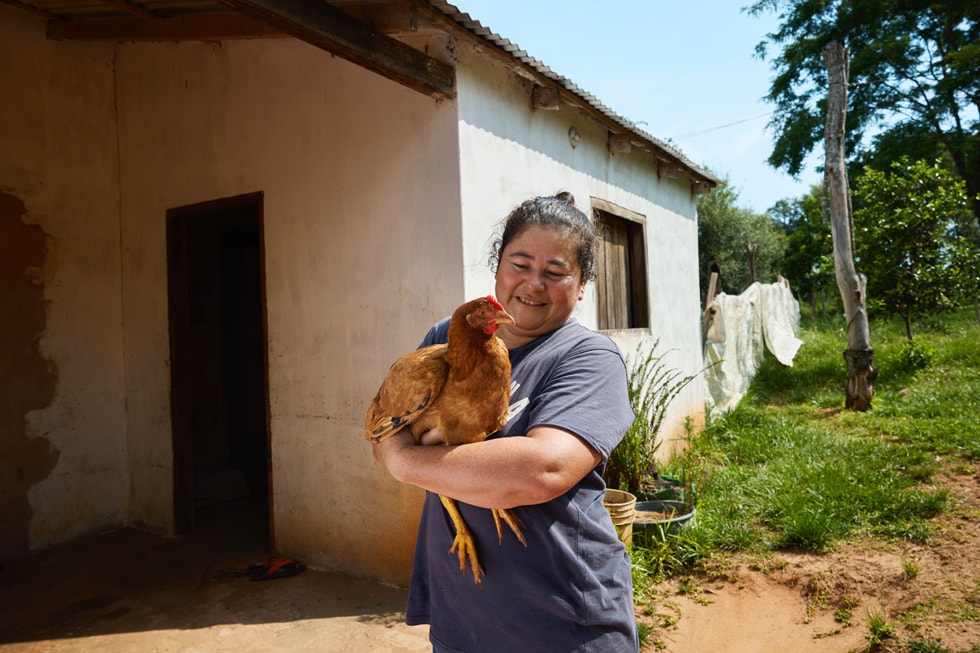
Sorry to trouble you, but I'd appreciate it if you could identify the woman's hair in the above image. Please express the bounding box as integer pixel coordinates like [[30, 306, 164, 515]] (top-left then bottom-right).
[[489, 192, 599, 282]]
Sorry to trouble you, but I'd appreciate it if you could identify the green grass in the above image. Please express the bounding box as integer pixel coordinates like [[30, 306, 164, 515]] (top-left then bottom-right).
[[631, 308, 980, 647]]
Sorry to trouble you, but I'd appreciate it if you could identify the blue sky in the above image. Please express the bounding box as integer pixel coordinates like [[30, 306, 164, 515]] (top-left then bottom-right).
[[449, 0, 824, 213]]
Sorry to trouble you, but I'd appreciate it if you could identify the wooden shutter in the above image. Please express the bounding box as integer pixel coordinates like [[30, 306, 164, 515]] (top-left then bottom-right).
[[597, 217, 630, 329], [595, 205, 649, 330]]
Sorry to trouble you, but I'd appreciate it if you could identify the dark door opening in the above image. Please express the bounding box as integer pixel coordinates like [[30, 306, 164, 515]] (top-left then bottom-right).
[[167, 193, 270, 540]]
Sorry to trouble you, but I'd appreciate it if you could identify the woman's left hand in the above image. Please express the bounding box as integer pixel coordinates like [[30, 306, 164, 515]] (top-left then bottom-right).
[[372, 430, 415, 473]]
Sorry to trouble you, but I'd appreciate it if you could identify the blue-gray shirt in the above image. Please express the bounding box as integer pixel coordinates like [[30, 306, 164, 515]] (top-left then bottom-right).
[[405, 318, 638, 653]]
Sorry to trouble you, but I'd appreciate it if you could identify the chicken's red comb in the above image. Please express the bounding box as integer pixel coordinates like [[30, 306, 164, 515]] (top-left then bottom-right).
[[486, 295, 505, 312]]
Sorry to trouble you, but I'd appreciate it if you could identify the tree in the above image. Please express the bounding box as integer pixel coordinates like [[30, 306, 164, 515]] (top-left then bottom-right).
[[697, 177, 787, 298], [770, 186, 835, 316], [824, 40, 876, 412], [853, 158, 978, 339], [749, 0, 980, 227]]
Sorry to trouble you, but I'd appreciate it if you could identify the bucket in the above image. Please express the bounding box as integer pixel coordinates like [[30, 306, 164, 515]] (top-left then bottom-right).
[[633, 499, 697, 545], [603, 488, 637, 549]]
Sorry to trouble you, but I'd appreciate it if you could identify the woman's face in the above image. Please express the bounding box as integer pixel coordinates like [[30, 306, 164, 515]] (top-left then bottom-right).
[[494, 226, 586, 348]]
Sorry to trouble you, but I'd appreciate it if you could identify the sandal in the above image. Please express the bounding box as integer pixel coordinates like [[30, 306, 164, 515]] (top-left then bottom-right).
[[248, 556, 306, 581]]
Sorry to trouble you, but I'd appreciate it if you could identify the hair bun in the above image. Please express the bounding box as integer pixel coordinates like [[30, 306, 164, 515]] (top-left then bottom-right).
[[553, 191, 576, 206]]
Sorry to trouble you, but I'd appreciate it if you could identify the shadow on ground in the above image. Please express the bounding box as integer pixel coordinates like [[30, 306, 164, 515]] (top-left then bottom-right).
[[0, 505, 430, 652]]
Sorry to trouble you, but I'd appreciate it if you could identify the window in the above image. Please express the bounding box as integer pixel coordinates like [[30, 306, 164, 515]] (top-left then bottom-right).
[[593, 199, 649, 330]]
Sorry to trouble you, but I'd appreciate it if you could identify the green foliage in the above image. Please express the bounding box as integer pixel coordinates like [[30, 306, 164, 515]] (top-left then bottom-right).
[[633, 311, 980, 642], [748, 0, 980, 226], [903, 639, 949, 653], [668, 311, 976, 554], [769, 185, 833, 304], [866, 606, 897, 647], [697, 176, 788, 297], [853, 158, 979, 339], [604, 342, 696, 496], [902, 556, 921, 582], [895, 340, 935, 374]]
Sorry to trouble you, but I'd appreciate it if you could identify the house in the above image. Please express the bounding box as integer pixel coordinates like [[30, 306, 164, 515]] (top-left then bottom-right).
[[1, 0, 717, 585]]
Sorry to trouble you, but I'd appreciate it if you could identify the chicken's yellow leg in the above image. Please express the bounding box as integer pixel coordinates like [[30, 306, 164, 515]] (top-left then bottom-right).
[[439, 495, 484, 586], [491, 509, 527, 546]]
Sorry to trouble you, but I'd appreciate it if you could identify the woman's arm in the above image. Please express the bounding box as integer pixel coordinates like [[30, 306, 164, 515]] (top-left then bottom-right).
[[372, 426, 601, 509]]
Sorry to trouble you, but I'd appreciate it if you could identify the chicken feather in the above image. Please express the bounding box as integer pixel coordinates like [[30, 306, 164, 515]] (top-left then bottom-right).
[[364, 296, 525, 585]]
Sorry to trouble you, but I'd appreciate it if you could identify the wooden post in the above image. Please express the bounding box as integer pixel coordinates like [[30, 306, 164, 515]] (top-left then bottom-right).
[[701, 270, 720, 347], [823, 40, 876, 411], [746, 243, 759, 285]]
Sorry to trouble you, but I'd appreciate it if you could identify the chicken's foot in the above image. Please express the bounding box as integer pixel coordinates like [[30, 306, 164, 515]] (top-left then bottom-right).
[[491, 508, 527, 546], [439, 495, 484, 586]]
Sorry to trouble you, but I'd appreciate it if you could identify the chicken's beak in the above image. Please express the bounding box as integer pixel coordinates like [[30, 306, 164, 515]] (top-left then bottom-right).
[[493, 309, 516, 326]]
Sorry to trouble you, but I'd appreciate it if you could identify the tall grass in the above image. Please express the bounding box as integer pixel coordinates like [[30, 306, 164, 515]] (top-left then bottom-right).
[[640, 310, 978, 568], [605, 341, 696, 496]]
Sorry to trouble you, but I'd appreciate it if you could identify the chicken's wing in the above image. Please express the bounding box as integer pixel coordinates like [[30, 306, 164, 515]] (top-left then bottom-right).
[[364, 344, 449, 443]]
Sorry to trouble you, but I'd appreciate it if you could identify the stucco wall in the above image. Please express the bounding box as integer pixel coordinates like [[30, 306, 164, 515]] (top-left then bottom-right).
[[3, 3, 463, 584], [453, 40, 705, 453], [114, 37, 462, 583], [1, 6, 128, 557]]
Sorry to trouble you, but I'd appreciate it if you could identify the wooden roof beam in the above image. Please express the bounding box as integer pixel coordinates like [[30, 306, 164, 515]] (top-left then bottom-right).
[[607, 132, 631, 153], [104, 0, 157, 19], [48, 14, 285, 41], [217, 0, 454, 98]]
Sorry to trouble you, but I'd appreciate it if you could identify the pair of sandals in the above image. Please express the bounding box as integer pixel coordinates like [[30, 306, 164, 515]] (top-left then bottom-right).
[[246, 556, 306, 581]]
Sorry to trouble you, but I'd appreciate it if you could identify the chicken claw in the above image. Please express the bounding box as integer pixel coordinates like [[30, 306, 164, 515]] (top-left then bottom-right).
[[491, 508, 527, 546], [439, 495, 485, 586]]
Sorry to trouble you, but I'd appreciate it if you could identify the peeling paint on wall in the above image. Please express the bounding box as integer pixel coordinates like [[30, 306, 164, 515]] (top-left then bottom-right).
[[0, 192, 60, 561]]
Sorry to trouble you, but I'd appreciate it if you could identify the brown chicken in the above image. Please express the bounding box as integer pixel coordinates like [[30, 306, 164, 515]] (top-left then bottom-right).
[[364, 296, 526, 585]]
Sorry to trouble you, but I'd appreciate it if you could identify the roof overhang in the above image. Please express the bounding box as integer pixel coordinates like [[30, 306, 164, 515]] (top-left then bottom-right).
[[4, 0, 717, 190]]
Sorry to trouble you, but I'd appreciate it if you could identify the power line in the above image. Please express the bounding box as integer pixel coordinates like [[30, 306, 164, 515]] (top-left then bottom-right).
[[675, 111, 774, 139]]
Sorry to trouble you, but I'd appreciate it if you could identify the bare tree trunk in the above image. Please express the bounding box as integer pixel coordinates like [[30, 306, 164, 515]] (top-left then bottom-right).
[[823, 40, 876, 411], [746, 243, 759, 285]]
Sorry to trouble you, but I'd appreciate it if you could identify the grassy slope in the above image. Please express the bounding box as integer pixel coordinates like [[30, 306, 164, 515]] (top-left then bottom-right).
[[634, 310, 980, 649]]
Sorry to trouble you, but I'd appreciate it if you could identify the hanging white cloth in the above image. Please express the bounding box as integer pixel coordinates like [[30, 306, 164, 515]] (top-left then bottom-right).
[[702, 280, 803, 412]]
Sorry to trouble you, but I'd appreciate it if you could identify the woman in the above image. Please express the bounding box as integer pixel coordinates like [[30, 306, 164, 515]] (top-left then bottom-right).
[[372, 193, 638, 653]]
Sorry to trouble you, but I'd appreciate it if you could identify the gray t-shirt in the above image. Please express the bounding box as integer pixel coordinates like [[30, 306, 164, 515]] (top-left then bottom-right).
[[405, 318, 638, 653]]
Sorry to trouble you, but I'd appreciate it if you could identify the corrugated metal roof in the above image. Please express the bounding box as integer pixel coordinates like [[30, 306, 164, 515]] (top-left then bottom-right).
[[427, 0, 718, 184]]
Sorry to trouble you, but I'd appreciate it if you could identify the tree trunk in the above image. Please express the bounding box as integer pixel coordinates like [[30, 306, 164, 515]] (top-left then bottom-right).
[[822, 41, 876, 411], [746, 243, 759, 285]]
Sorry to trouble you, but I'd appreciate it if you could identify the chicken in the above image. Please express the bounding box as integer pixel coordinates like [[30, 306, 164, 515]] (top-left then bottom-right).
[[365, 296, 525, 585]]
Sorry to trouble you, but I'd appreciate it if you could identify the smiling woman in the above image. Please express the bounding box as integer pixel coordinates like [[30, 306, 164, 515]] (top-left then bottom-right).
[[371, 192, 639, 653], [489, 193, 595, 348]]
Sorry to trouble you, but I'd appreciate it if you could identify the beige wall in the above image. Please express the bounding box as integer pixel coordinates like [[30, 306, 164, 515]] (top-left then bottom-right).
[[453, 40, 705, 452], [114, 37, 462, 584], [1, 6, 128, 556], [3, 1, 705, 582], [2, 3, 462, 583]]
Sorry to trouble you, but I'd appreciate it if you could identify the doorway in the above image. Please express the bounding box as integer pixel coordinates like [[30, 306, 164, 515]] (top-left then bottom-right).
[[167, 192, 270, 540]]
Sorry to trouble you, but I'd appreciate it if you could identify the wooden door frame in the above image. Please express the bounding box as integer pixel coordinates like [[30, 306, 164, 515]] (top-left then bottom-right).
[[165, 191, 271, 537]]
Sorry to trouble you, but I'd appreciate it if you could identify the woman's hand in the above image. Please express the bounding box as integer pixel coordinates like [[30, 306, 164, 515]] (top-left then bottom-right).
[[371, 429, 415, 474], [417, 427, 446, 446]]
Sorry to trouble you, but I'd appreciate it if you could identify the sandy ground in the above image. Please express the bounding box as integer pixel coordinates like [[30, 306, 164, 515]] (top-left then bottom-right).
[[641, 469, 980, 652], [2, 470, 975, 652], [0, 508, 431, 653]]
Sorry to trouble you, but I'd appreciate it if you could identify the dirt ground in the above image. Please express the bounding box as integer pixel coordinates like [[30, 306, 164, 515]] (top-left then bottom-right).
[[642, 468, 980, 652], [0, 507, 431, 653], [2, 471, 975, 652]]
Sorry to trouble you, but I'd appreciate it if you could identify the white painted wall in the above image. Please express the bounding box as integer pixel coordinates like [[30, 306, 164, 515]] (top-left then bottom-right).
[[453, 40, 705, 453]]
